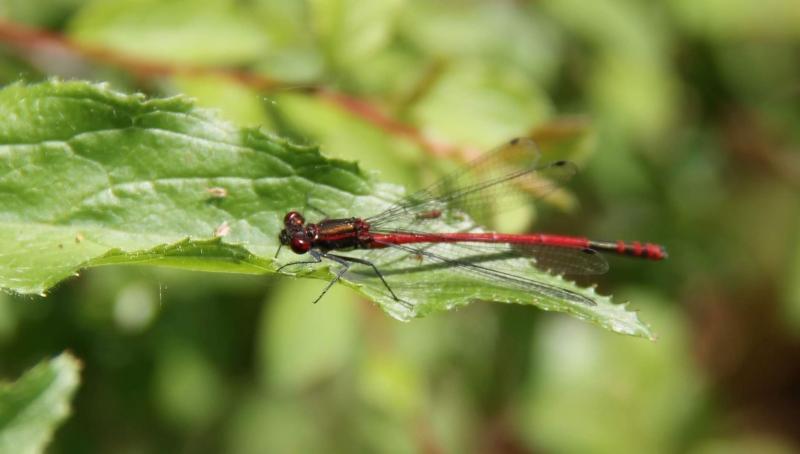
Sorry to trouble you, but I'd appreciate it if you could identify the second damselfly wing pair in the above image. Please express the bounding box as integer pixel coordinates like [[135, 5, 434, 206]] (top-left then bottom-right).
[[276, 138, 666, 314]]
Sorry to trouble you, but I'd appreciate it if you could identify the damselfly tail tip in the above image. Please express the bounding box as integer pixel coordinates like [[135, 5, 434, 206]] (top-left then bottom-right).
[[644, 243, 668, 260]]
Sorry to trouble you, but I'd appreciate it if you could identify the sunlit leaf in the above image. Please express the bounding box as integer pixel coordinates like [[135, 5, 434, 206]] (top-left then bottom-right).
[[67, 0, 269, 65], [0, 80, 653, 337], [0, 353, 81, 454]]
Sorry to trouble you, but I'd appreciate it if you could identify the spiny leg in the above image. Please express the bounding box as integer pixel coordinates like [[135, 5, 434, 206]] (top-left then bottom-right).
[[324, 252, 411, 309], [275, 253, 322, 273], [276, 250, 412, 310], [311, 253, 351, 304]]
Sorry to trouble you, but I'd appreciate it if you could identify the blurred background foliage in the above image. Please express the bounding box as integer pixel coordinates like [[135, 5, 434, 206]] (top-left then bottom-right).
[[0, 0, 799, 452]]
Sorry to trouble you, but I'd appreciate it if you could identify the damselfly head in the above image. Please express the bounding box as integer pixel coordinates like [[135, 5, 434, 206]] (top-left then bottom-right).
[[284, 211, 305, 228]]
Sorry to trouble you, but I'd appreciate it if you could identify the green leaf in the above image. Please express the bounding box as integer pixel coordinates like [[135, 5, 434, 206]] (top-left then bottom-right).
[[520, 292, 703, 452], [0, 352, 82, 454], [0, 0, 86, 27], [309, 0, 402, 69], [668, 0, 800, 40], [170, 75, 273, 128], [0, 80, 653, 338], [398, 1, 561, 82], [411, 60, 553, 150], [67, 0, 269, 66], [258, 279, 359, 392]]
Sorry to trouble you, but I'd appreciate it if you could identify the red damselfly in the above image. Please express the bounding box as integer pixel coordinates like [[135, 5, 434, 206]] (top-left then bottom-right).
[[275, 138, 667, 310]]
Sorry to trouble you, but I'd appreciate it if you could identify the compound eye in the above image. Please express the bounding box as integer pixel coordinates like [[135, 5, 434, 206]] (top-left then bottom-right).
[[290, 237, 311, 254], [284, 211, 305, 227]]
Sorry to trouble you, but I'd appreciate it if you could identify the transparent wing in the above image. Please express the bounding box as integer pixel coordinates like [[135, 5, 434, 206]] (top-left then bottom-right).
[[358, 234, 608, 276], [411, 241, 610, 276], [350, 239, 598, 308], [511, 244, 609, 275], [366, 138, 576, 230]]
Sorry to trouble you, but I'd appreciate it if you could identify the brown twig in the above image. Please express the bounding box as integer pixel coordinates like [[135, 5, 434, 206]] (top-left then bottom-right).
[[0, 19, 284, 88], [0, 19, 464, 159]]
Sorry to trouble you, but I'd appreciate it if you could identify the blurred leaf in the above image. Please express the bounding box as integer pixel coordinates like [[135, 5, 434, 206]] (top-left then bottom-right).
[[226, 395, 326, 454], [171, 75, 273, 128], [0, 352, 81, 454], [258, 279, 358, 392], [520, 291, 703, 452], [398, 0, 561, 82], [540, 0, 667, 58], [0, 0, 86, 27], [309, 0, 402, 71], [0, 80, 653, 337], [412, 60, 552, 149], [424, 377, 475, 454], [250, 1, 326, 83], [154, 341, 224, 428], [357, 354, 421, 418], [0, 50, 42, 86], [783, 216, 800, 333], [669, 0, 800, 40], [0, 293, 16, 343], [67, 0, 269, 65], [690, 434, 797, 454], [715, 43, 800, 111], [540, 0, 678, 139], [272, 93, 418, 187], [590, 54, 678, 139]]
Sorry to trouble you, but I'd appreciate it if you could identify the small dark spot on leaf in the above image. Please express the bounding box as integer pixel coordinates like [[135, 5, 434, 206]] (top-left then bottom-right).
[[510, 138, 520, 145]]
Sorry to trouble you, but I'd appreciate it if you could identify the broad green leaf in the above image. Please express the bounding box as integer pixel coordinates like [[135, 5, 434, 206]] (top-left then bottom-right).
[[0, 80, 653, 338], [67, 0, 269, 65], [0, 352, 81, 454]]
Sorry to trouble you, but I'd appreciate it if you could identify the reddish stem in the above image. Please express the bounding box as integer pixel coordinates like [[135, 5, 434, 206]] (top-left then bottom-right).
[[0, 19, 461, 158]]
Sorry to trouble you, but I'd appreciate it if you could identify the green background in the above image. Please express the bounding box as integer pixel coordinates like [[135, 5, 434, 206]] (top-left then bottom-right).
[[1, 0, 799, 452]]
